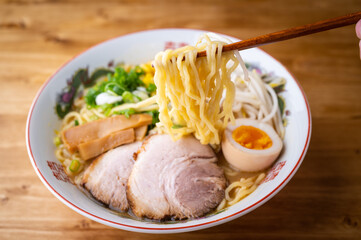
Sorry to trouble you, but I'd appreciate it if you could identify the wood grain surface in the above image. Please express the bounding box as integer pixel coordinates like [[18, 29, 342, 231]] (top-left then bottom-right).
[[1, 0, 361, 239]]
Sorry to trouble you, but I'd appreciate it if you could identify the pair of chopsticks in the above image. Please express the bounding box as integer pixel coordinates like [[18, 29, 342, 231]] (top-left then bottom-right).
[[197, 11, 361, 57]]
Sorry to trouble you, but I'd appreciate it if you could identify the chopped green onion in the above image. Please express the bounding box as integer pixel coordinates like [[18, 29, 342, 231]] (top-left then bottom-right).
[[146, 83, 157, 93], [69, 159, 81, 173], [84, 66, 145, 109], [104, 82, 124, 96], [172, 124, 184, 129], [122, 91, 135, 103], [132, 90, 148, 100], [104, 107, 112, 117], [133, 90, 149, 101], [74, 120, 79, 126], [99, 103, 114, 116], [90, 115, 99, 121], [53, 136, 61, 147], [111, 85, 124, 95], [114, 108, 136, 118]]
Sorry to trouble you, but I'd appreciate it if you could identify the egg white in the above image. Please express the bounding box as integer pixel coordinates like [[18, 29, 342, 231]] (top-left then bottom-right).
[[222, 118, 283, 172]]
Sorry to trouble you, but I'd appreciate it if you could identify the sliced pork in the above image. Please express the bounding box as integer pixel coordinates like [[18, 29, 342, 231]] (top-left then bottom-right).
[[127, 134, 226, 220], [81, 141, 141, 211]]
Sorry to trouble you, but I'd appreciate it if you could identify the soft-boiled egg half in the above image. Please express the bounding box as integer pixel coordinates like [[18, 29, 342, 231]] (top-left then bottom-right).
[[222, 118, 283, 172]]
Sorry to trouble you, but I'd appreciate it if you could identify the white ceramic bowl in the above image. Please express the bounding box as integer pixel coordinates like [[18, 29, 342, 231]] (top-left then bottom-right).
[[26, 29, 311, 233]]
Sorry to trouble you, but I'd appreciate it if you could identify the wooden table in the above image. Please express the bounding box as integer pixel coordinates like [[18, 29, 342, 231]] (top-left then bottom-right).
[[1, 0, 361, 239]]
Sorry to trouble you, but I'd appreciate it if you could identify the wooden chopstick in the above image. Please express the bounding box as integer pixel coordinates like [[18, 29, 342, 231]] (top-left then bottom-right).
[[197, 11, 361, 58]]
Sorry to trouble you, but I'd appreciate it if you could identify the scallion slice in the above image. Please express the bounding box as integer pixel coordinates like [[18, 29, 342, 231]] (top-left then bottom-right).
[[69, 159, 81, 173]]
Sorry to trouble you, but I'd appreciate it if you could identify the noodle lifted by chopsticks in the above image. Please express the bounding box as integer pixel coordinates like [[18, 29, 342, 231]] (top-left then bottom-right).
[[153, 35, 239, 145]]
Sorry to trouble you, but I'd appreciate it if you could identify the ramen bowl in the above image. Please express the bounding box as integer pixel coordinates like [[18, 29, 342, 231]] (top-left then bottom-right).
[[26, 29, 311, 233]]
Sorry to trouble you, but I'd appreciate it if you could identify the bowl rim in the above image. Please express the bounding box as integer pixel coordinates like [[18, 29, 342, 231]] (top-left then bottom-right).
[[25, 28, 312, 233]]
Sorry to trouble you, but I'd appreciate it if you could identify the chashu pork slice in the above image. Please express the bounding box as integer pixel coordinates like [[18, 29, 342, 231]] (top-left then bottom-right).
[[127, 134, 226, 220], [81, 141, 141, 211], [163, 157, 227, 219]]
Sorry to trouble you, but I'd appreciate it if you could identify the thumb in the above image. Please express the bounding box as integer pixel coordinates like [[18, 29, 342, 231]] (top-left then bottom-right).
[[356, 20, 361, 39]]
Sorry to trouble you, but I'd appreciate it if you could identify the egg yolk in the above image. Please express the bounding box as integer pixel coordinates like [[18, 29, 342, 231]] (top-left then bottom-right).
[[232, 125, 273, 150]]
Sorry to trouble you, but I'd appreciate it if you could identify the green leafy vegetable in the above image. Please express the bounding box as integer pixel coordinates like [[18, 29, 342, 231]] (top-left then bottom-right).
[[272, 83, 285, 94], [55, 69, 88, 119], [86, 68, 114, 87], [278, 95, 285, 116], [74, 120, 79, 126], [72, 69, 88, 88], [56, 104, 71, 119]]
